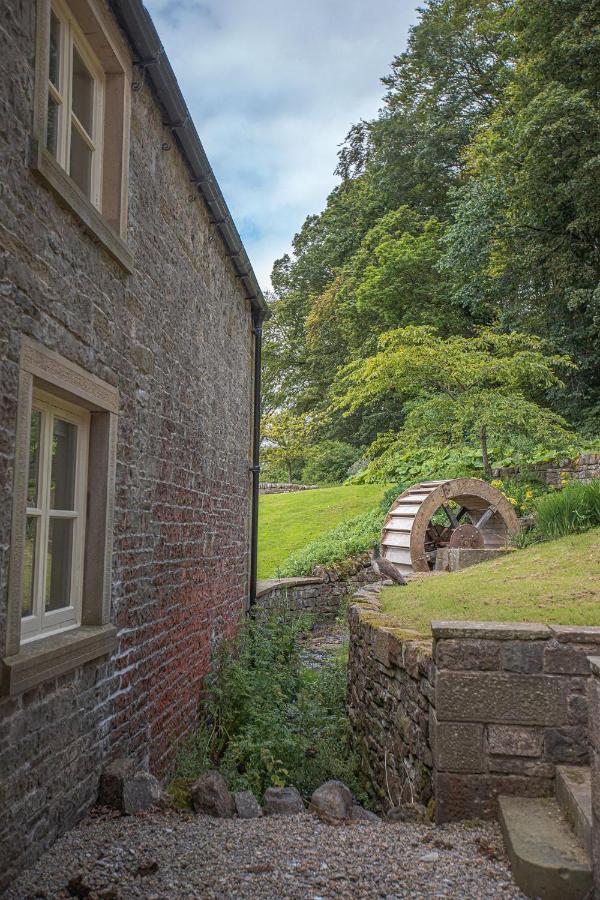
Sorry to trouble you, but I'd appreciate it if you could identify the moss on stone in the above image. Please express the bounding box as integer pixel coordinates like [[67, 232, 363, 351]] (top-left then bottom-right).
[[167, 777, 194, 809]]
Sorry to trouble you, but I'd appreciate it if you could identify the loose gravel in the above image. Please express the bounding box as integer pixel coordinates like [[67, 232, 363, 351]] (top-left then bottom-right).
[[6, 807, 526, 899]]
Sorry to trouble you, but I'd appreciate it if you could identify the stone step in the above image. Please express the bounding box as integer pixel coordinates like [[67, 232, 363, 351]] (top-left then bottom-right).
[[498, 795, 592, 900], [555, 765, 593, 859]]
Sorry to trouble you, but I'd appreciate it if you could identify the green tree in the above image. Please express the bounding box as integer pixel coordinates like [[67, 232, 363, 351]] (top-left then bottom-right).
[[330, 327, 574, 477], [261, 412, 310, 483]]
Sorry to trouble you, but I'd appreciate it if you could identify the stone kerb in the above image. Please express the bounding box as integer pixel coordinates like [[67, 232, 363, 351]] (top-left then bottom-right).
[[347, 591, 434, 811], [432, 620, 600, 823]]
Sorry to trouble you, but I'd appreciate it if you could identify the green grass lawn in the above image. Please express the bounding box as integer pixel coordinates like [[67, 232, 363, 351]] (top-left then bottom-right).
[[380, 528, 600, 633], [258, 484, 391, 580]]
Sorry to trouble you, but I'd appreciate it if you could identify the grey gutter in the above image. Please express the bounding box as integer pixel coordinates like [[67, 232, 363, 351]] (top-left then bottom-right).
[[110, 0, 267, 316]]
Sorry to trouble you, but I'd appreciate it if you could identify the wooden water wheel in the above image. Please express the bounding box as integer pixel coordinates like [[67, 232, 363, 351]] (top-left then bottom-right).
[[380, 478, 520, 576]]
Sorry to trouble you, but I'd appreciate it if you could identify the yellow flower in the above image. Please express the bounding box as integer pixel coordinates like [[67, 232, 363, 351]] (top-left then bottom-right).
[[491, 479, 503, 489], [525, 490, 533, 499], [508, 497, 517, 505]]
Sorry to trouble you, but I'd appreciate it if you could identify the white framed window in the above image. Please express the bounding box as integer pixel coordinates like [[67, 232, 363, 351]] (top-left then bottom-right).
[[21, 389, 89, 642], [45, 0, 104, 207]]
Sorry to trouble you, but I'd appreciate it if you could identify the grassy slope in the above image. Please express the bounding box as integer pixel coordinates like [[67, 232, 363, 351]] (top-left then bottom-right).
[[258, 484, 390, 580], [380, 529, 600, 632]]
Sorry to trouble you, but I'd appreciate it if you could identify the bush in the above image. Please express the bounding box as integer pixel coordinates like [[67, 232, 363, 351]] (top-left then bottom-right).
[[276, 483, 407, 577], [173, 612, 368, 804], [301, 440, 362, 485], [535, 479, 600, 540]]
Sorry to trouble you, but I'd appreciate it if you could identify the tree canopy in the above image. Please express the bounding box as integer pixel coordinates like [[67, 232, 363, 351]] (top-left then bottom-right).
[[262, 0, 600, 484]]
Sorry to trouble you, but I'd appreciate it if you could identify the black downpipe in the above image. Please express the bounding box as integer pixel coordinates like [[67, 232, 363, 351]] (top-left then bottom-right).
[[248, 307, 264, 612]]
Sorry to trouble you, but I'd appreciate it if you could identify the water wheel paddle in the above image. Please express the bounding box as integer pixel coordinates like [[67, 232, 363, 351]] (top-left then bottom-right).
[[380, 477, 520, 576]]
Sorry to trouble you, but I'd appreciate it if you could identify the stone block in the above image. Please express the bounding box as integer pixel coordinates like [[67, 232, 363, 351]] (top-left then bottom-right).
[[372, 629, 391, 667], [432, 621, 551, 641], [544, 643, 595, 675], [431, 716, 484, 773], [590, 749, 600, 823], [435, 639, 500, 671], [122, 772, 164, 815], [544, 727, 589, 765], [501, 641, 544, 674], [435, 772, 553, 823], [567, 693, 588, 725], [435, 671, 568, 725], [435, 548, 506, 572], [587, 677, 600, 750], [98, 758, 136, 809], [487, 725, 543, 757], [551, 626, 600, 644], [487, 757, 554, 778]]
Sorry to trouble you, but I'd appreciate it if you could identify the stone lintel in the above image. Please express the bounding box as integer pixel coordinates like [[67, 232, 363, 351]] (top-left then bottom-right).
[[431, 621, 551, 641]]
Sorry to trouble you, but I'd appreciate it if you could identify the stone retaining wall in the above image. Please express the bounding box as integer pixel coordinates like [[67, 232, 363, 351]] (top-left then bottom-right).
[[347, 600, 600, 823], [432, 621, 600, 822], [259, 483, 319, 494], [347, 593, 434, 811], [587, 656, 600, 894], [255, 557, 377, 619], [493, 452, 600, 486]]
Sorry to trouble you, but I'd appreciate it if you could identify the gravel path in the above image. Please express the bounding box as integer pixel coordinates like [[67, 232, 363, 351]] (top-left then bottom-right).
[[6, 807, 525, 899]]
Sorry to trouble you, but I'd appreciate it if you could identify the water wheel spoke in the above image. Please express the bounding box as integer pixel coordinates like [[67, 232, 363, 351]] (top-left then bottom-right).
[[442, 504, 460, 529], [474, 505, 497, 531]]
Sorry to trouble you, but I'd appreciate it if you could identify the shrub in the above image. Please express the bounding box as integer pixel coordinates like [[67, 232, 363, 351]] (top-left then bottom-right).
[[535, 479, 600, 539], [301, 440, 362, 485], [173, 611, 368, 804], [276, 483, 407, 577], [489, 477, 549, 517]]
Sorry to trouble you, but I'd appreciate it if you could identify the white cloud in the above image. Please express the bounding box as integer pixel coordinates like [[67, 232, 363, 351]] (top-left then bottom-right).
[[144, 0, 419, 289]]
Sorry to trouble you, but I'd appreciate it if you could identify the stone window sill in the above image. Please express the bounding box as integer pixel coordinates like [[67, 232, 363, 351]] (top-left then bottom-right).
[[30, 139, 133, 274], [1, 624, 117, 696]]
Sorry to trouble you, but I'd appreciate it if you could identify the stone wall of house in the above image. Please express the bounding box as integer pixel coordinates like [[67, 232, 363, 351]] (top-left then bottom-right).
[[259, 483, 319, 494], [0, 0, 253, 884], [347, 593, 434, 811], [492, 452, 600, 486], [255, 557, 378, 619], [432, 621, 599, 822]]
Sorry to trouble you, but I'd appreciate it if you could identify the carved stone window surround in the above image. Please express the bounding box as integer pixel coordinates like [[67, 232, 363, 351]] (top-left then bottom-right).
[[2, 338, 119, 696], [31, 0, 133, 272]]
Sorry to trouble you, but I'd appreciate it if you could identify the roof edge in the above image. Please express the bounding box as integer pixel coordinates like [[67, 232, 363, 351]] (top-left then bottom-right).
[[110, 0, 267, 317]]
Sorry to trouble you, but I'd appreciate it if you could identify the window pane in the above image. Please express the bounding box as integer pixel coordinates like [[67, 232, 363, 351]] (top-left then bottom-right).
[[69, 124, 92, 198], [22, 517, 37, 618], [50, 417, 77, 510], [49, 12, 61, 88], [46, 93, 59, 156], [45, 517, 73, 612], [28, 409, 41, 507], [72, 47, 94, 135]]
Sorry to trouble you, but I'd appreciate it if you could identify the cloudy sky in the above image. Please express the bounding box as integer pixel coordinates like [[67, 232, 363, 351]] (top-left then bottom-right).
[[144, 0, 420, 290]]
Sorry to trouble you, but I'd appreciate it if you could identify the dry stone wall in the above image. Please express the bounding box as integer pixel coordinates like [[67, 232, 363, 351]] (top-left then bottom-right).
[[259, 483, 319, 494], [255, 558, 377, 619], [347, 593, 434, 811], [492, 452, 600, 486]]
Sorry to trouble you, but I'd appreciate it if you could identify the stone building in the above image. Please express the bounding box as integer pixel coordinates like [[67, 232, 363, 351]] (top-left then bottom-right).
[[0, 0, 266, 885]]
